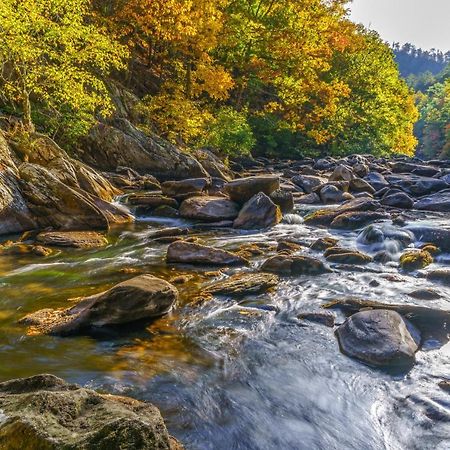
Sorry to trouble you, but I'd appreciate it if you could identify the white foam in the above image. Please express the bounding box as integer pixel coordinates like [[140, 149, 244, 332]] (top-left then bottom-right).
[[0, 409, 8, 425]]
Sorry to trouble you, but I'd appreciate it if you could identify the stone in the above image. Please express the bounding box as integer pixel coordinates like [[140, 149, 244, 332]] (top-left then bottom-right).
[[336, 310, 420, 367], [225, 175, 280, 203], [381, 191, 414, 209], [35, 231, 108, 248], [192, 148, 233, 181], [0, 242, 52, 257], [179, 196, 239, 221], [233, 192, 282, 230], [427, 269, 450, 286], [407, 226, 450, 252], [0, 374, 181, 449], [310, 237, 339, 251], [161, 178, 209, 199], [152, 205, 180, 217], [330, 211, 388, 230], [79, 119, 207, 180], [365, 171, 389, 191], [320, 185, 353, 203], [204, 272, 279, 297], [166, 241, 248, 266], [414, 190, 450, 212], [357, 224, 414, 248], [329, 164, 354, 182], [261, 255, 332, 276], [304, 198, 379, 227], [126, 193, 178, 209], [20, 275, 178, 335], [297, 192, 321, 204], [407, 288, 442, 300], [270, 189, 294, 213], [399, 250, 433, 272], [325, 249, 373, 265], [385, 174, 448, 197], [298, 312, 335, 327], [277, 240, 303, 254], [349, 178, 376, 194], [291, 175, 325, 193]]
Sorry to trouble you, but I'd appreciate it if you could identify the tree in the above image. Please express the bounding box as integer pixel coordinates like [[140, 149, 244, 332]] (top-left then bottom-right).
[[0, 0, 127, 138]]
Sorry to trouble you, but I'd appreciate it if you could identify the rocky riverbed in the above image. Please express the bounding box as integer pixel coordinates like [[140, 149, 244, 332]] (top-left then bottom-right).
[[1, 137, 450, 448]]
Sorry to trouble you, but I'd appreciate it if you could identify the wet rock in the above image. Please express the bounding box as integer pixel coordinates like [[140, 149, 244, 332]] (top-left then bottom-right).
[[291, 175, 325, 193], [391, 161, 440, 177], [0, 242, 52, 257], [161, 178, 209, 199], [167, 241, 248, 266], [320, 185, 353, 203], [297, 312, 335, 327], [357, 224, 414, 247], [297, 192, 321, 204], [329, 164, 354, 182], [21, 275, 178, 335], [304, 198, 379, 227], [330, 211, 388, 230], [147, 227, 189, 240], [225, 175, 280, 203], [153, 205, 180, 217], [399, 250, 433, 272], [233, 192, 282, 230], [79, 119, 207, 180], [336, 309, 420, 367], [349, 178, 376, 194], [179, 196, 239, 221], [234, 242, 276, 259], [126, 193, 178, 209], [192, 148, 233, 181], [270, 189, 294, 213], [277, 240, 303, 254], [381, 191, 414, 209], [407, 226, 450, 252], [385, 174, 447, 197], [439, 380, 450, 392], [35, 231, 108, 249], [261, 255, 332, 276], [414, 190, 450, 212], [205, 272, 279, 297], [407, 288, 442, 300], [0, 374, 181, 449], [427, 269, 450, 286], [310, 237, 339, 251], [325, 248, 373, 265], [365, 172, 389, 191], [353, 163, 369, 177]]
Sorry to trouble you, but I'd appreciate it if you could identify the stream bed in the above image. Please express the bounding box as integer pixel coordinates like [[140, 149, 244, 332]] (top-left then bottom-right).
[[1, 204, 450, 450]]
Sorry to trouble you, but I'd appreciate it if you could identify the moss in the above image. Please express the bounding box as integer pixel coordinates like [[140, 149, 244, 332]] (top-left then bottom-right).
[[399, 250, 433, 272]]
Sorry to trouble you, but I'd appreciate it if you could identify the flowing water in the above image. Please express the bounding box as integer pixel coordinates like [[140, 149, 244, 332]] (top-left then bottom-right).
[[1, 202, 450, 450]]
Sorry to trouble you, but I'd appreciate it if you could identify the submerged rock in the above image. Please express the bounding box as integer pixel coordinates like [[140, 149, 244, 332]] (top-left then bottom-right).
[[35, 231, 108, 249], [399, 249, 433, 272], [325, 249, 373, 265], [205, 272, 279, 297], [179, 196, 239, 221], [310, 237, 339, 251], [20, 275, 178, 335], [297, 312, 335, 327], [261, 255, 332, 276], [330, 211, 388, 230], [167, 241, 248, 266], [336, 309, 420, 367], [0, 374, 181, 449], [233, 192, 282, 230], [427, 269, 450, 286], [225, 175, 280, 203]]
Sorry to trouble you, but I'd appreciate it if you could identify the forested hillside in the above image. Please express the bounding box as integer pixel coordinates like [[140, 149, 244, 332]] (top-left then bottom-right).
[[0, 0, 418, 159]]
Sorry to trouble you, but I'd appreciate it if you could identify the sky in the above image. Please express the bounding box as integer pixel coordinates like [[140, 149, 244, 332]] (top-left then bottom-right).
[[349, 0, 450, 52]]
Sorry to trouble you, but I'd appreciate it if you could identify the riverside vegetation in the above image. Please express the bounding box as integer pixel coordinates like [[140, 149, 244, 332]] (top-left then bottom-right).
[[0, 1, 449, 449]]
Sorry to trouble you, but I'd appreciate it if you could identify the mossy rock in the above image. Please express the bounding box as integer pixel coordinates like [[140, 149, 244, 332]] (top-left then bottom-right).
[[399, 250, 433, 272]]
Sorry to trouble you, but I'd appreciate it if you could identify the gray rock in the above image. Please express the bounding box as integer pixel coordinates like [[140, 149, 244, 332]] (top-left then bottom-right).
[[381, 191, 414, 209], [330, 211, 388, 230], [336, 310, 420, 366], [270, 189, 294, 213], [414, 190, 450, 212], [233, 192, 282, 230], [407, 226, 450, 251], [179, 196, 240, 221], [329, 164, 354, 182], [364, 172, 389, 191], [261, 255, 332, 276], [225, 175, 280, 203], [0, 374, 181, 449], [291, 175, 325, 193], [161, 178, 209, 199]]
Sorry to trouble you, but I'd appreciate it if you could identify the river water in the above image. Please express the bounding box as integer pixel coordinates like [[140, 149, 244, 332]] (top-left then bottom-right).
[[0, 203, 449, 450]]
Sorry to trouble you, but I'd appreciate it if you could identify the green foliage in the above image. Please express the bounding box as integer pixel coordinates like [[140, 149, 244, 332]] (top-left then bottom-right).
[[203, 108, 255, 158], [0, 0, 127, 143]]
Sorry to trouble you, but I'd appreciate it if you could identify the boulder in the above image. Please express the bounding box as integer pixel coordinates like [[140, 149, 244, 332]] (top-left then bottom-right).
[[179, 196, 239, 221], [385, 174, 447, 196], [329, 164, 354, 182], [320, 185, 353, 203], [349, 178, 376, 194], [161, 178, 209, 199], [330, 211, 388, 230], [270, 189, 294, 213], [233, 192, 282, 230], [225, 175, 280, 203], [19, 163, 132, 230], [298, 312, 335, 327], [261, 255, 332, 276], [357, 224, 414, 248], [0, 374, 181, 449], [79, 119, 207, 180], [325, 249, 373, 265], [291, 175, 325, 193], [408, 226, 450, 252], [166, 241, 248, 266], [297, 192, 321, 204], [399, 250, 433, 272], [20, 275, 177, 335], [205, 272, 279, 297], [310, 237, 339, 251], [407, 288, 442, 300], [192, 148, 233, 181], [364, 172, 389, 191], [336, 310, 420, 367], [414, 190, 450, 212], [427, 269, 450, 286], [35, 231, 108, 249], [381, 191, 414, 209], [126, 193, 178, 209]]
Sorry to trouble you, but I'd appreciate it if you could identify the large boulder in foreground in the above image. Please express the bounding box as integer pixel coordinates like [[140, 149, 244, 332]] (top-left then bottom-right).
[[233, 192, 282, 230], [0, 374, 181, 449], [20, 275, 178, 335], [179, 196, 240, 221], [336, 309, 420, 367], [225, 175, 280, 203], [167, 241, 248, 266], [79, 119, 207, 180]]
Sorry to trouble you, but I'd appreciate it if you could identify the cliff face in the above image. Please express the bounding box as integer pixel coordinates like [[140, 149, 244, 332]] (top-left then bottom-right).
[[0, 131, 132, 237]]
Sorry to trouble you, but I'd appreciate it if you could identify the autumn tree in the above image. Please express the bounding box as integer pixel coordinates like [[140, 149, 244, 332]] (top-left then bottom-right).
[[0, 0, 127, 139]]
